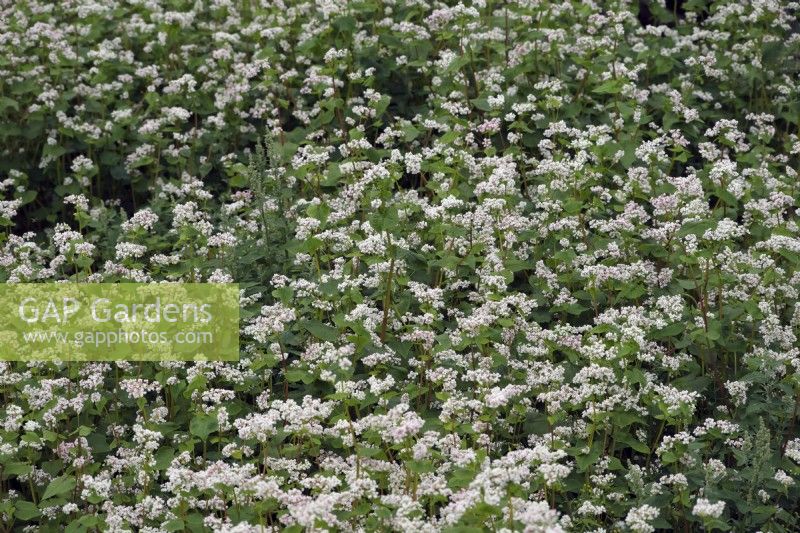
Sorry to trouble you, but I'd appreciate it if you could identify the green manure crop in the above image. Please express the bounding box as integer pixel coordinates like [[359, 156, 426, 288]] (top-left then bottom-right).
[[0, 0, 800, 531]]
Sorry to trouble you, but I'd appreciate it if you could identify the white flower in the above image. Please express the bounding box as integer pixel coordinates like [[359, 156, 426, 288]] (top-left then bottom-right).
[[692, 498, 725, 519], [775, 470, 795, 487], [625, 504, 659, 533]]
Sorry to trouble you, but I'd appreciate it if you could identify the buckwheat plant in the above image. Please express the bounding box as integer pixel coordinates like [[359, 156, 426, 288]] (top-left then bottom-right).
[[0, 0, 800, 531]]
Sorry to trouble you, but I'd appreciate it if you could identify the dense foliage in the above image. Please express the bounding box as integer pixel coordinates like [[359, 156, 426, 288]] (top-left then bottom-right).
[[2, 0, 800, 531]]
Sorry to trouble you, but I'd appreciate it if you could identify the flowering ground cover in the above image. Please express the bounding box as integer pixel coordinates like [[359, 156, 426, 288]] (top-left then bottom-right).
[[1, 0, 800, 531]]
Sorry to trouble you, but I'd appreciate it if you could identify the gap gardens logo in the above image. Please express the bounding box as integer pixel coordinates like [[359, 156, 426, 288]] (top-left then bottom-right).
[[0, 283, 239, 361]]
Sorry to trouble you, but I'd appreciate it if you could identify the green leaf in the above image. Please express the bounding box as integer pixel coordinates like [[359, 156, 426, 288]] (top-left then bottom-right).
[[41, 475, 76, 501], [616, 432, 650, 454], [575, 440, 604, 471], [2, 461, 32, 476], [407, 460, 434, 473], [611, 411, 644, 427], [155, 447, 175, 469], [672, 375, 712, 393], [14, 500, 40, 520], [470, 97, 492, 111], [447, 468, 476, 490], [186, 513, 206, 533], [663, 111, 678, 131], [373, 95, 391, 116], [286, 369, 315, 384], [0, 97, 19, 112], [563, 198, 583, 215], [778, 248, 800, 265], [714, 187, 738, 208], [271, 286, 293, 305], [227, 162, 249, 188], [66, 514, 99, 533], [356, 445, 383, 458], [652, 322, 684, 339], [402, 124, 420, 141], [322, 163, 342, 186], [299, 320, 339, 342], [439, 130, 459, 144], [592, 79, 623, 94], [706, 320, 721, 341], [189, 414, 218, 441], [164, 519, 186, 532], [677, 219, 715, 238]]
